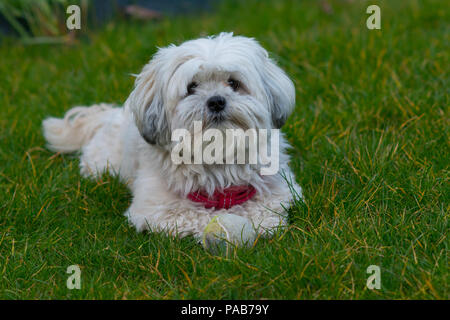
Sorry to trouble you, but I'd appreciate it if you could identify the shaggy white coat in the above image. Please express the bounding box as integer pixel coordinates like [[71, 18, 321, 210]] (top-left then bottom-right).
[[42, 33, 302, 241]]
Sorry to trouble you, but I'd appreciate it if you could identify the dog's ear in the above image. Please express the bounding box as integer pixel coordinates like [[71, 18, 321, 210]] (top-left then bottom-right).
[[141, 95, 171, 146], [126, 50, 171, 146], [260, 57, 296, 128]]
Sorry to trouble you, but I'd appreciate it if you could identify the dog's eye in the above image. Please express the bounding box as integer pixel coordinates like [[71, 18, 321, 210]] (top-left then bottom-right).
[[227, 78, 240, 91], [187, 82, 198, 95]]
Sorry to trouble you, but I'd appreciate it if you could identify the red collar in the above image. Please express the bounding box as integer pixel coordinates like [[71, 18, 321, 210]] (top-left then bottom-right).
[[187, 185, 256, 209]]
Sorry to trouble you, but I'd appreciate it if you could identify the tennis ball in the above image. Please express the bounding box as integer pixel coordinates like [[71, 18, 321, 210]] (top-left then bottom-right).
[[202, 214, 257, 256]]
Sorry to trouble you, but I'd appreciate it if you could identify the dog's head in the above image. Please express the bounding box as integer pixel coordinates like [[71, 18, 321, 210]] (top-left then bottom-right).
[[126, 32, 295, 146]]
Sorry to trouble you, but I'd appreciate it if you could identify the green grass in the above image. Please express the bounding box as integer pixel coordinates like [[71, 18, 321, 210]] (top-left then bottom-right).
[[0, 0, 448, 299]]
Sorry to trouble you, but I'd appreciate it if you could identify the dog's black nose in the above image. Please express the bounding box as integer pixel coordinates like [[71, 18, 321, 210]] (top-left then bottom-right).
[[207, 95, 226, 112]]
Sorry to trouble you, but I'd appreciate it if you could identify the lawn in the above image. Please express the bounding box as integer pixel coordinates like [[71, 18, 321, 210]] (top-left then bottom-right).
[[0, 0, 448, 299]]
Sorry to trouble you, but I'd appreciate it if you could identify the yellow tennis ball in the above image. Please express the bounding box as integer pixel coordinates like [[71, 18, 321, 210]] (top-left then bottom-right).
[[202, 214, 256, 256]]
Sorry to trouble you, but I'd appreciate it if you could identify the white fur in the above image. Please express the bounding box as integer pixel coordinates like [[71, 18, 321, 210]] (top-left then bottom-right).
[[42, 33, 303, 242]]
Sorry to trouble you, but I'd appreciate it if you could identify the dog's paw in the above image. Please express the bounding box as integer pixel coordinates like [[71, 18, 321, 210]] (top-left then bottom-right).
[[202, 214, 257, 256]]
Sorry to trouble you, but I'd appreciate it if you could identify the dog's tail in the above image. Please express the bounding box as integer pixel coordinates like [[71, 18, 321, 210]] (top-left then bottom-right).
[[42, 103, 114, 153]]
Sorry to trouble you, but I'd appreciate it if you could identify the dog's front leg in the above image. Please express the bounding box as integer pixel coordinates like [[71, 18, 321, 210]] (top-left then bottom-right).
[[124, 177, 258, 250], [126, 198, 257, 255], [125, 199, 214, 239], [124, 173, 213, 239]]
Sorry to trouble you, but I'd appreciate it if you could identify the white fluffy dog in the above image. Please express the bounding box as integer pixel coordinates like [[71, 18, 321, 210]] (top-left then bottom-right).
[[43, 33, 302, 248]]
